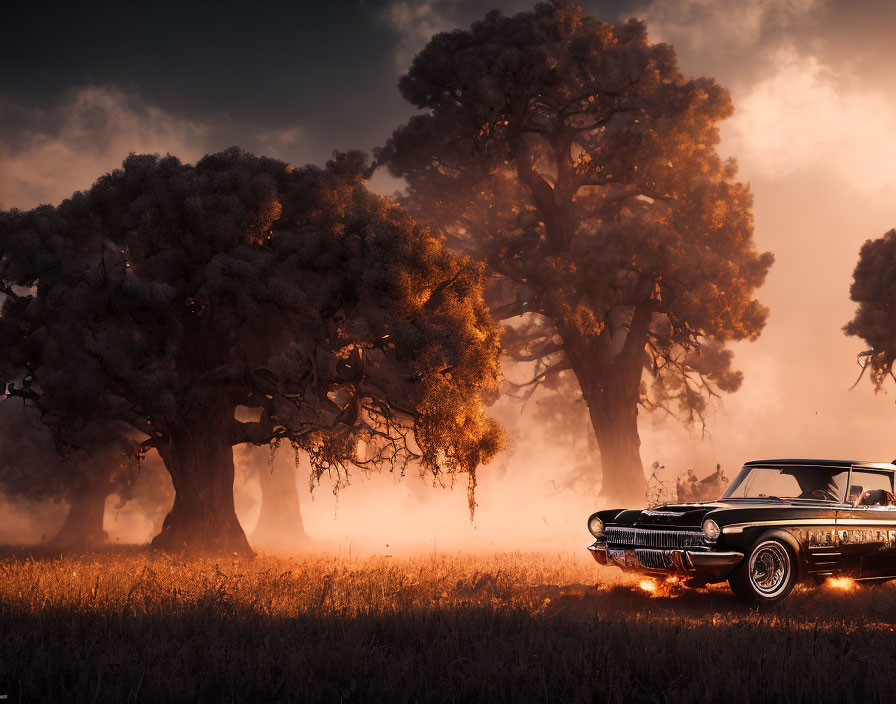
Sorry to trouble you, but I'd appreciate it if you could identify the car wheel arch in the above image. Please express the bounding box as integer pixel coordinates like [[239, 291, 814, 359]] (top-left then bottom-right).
[[728, 531, 801, 605], [752, 529, 803, 579]]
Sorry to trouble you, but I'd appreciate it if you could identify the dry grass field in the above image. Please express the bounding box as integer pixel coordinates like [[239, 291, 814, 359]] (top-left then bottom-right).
[[1, 548, 896, 703]]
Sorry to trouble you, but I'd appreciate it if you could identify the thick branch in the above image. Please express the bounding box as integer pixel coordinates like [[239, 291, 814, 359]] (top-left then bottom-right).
[[504, 341, 565, 363], [503, 359, 571, 390], [233, 416, 291, 446], [491, 298, 533, 321]]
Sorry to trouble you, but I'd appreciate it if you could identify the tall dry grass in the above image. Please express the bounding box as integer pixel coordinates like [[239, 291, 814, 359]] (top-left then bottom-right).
[[1, 548, 895, 703]]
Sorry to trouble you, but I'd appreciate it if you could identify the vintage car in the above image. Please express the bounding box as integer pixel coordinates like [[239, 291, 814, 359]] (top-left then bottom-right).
[[587, 459, 896, 605]]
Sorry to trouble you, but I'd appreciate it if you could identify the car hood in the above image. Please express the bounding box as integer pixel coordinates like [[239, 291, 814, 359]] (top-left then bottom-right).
[[633, 502, 725, 527], [611, 499, 826, 529]]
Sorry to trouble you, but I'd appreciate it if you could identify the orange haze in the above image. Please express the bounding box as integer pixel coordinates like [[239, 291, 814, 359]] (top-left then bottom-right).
[[4, 3, 896, 554]]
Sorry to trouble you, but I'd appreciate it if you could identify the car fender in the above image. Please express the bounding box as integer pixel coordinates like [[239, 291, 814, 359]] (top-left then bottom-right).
[[593, 508, 626, 524]]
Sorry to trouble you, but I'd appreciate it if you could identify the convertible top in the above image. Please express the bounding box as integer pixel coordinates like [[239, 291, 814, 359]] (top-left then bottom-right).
[[744, 458, 896, 471]]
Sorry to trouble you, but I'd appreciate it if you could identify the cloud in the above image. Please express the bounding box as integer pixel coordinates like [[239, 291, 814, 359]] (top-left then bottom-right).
[[637, 0, 896, 195], [637, 0, 824, 55], [0, 86, 212, 210], [721, 49, 896, 194], [255, 126, 305, 162], [383, 1, 458, 73]]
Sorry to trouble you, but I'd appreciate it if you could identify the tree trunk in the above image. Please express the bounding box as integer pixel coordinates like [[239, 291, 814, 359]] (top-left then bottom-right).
[[49, 476, 110, 551], [562, 319, 648, 506], [587, 392, 647, 505], [151, 402, 253, 556], [252, 447, 309, 551]]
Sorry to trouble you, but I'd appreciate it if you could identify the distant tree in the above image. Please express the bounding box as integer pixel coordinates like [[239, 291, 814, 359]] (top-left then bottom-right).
[[377, 1, 773, 502], [0, 402, 116, 547], [529, 373, 600, 496], [0, 400, 169, 548], [844, 229, 896, 388], [0, 148, 504, 554], [235, 441, 310, 552]]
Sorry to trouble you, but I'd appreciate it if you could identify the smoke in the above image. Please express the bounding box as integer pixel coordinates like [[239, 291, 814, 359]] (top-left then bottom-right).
[[0, 480, 175, 547], [722, 49, 896, 196], [638, 0, 825, 55], [637, 0, 896, 197], [222, 392, 602, 557], [0, 496, 66, 544]]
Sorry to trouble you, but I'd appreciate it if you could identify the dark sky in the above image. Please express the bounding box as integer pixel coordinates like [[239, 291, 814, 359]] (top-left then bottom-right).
[[3, 0, 894, 173], [3, 1, 399, 151], [0, 0, 633, 165]]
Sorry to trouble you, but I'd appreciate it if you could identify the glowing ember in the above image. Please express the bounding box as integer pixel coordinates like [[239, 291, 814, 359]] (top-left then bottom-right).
[[665, 576, 679, 584], [639, 579, 658, 593], [826, 577, 856, 590]]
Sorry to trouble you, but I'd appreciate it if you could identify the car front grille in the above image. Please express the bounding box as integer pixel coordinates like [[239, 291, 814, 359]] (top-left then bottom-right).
[[634, 549, 671, 569], [605, 526, 704, 549]]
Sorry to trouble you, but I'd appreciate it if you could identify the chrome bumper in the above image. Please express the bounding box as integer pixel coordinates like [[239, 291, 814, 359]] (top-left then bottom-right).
[[588, 542, 744, 582]]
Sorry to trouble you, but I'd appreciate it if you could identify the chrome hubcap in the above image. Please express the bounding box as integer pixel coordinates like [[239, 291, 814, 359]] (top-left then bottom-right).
[[748, 541, 790, 597]]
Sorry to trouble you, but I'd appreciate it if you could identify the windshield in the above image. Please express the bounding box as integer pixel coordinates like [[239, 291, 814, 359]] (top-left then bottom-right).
[[723, 465, 848, 502]]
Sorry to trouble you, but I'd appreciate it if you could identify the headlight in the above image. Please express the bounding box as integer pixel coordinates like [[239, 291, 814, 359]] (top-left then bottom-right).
[[588, 515, 604, 538], [702, 518, 721, 542]]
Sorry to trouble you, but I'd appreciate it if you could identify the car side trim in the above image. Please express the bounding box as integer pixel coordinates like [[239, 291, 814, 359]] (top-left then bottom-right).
[[722, 519, 837, 534], [835, 518, 896, 525], [723, 518, 896, 534]]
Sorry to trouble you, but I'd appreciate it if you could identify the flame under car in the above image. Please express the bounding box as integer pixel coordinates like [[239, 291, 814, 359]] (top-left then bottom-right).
[[587, 459, 896, 605]]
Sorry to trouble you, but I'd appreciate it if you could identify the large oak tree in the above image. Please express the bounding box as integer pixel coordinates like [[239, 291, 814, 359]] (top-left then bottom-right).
[[0, 148, 503, 554], [377, 1, 773, 502]]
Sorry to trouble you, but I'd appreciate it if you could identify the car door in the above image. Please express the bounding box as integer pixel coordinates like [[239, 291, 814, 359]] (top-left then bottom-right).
[[836, 468, 896, 578]]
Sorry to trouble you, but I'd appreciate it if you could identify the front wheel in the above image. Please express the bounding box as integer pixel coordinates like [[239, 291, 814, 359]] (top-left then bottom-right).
[[728, 538, 796, 606]]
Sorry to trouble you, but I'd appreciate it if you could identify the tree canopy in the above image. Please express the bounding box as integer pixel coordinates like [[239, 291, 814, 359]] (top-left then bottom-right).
[[0, 148, 504, 553], [845, 229, 896, 388], [377, 1, 773, 502]]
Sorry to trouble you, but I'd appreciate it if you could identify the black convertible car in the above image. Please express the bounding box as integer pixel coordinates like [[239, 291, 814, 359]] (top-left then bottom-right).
[[587, 459, 896, 604]]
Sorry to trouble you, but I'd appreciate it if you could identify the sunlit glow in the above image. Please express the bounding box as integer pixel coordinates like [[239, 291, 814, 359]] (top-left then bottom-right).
[[826, 577, 856, 591], [639, 579, 658, 593], [6, 2, 896, 565]]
